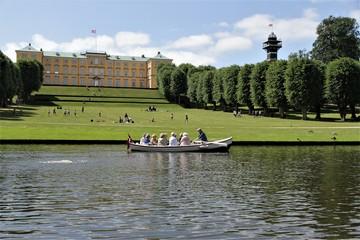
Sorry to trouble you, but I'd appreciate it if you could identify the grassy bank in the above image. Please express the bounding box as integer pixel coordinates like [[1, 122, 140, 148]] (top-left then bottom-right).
[[1, 86, 359, 142]]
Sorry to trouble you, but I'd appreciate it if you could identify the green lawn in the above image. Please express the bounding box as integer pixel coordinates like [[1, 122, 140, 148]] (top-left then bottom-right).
[[0, 86, 359, 141]]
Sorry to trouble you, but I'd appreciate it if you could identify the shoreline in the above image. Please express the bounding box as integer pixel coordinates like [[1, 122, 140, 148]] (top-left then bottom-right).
[[0, 139, 359, 146]]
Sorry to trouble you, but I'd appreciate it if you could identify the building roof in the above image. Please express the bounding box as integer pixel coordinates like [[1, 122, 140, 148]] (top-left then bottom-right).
[[18, 43, 40, 52], [17, 43, 172, 61]]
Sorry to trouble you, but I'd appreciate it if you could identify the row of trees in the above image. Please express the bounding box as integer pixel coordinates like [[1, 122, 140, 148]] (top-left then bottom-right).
[[157, 16, 360, 121], [0, 51, 43, 107], [158, 55, 359, 121]]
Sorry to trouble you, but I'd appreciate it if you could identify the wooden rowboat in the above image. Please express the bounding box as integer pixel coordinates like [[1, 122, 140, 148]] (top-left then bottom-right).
[[128, 137, 232, 152]]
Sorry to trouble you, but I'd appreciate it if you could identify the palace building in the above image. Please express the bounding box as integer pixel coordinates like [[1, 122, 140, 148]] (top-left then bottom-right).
[[16, 43, 172, 89]]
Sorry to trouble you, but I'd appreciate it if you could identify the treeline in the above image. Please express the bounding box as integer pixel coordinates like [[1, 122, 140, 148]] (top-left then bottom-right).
[[157, 55, 360, 121], [0, 51, 43, 107], [157, 16, 360, 121]]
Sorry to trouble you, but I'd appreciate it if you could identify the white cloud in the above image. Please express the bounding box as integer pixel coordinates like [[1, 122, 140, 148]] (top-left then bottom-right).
[[169, 34, 213, 50], [166, 51, 216, 66], [350, 9, 360, 22], [213, 36, 252, 54], [115, 32, 150, 47], [234, 9, 319, 41], [218, 21, 230, 28]]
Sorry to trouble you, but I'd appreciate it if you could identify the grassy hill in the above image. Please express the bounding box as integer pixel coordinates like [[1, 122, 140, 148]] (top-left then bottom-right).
[[0, 86, 359, 142]]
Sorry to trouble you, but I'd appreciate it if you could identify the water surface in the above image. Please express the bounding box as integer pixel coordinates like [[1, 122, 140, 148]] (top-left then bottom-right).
[[0, 145, 359, 239]]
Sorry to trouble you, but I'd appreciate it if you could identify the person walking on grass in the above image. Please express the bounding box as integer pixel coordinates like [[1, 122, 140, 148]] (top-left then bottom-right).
[[185, 114, 188, 124]]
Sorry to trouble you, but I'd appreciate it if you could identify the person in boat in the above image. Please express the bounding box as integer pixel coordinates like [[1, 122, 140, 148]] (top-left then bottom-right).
[[169, 132, 178, 146], [150, 134, 158, 145], [158, 133, 169, 146], [180, 132, 191, 146], [196, 128, 208, 142], [140, 133, 150, 145]]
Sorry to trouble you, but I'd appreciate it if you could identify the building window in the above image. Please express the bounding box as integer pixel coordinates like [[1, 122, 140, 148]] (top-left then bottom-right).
[[94, 58, 99, 65], [124, 70, 128, 77], [140, 80, 145, 88], [108, 80, 112, 87], [124, 79, 128, 87], [115, 80, 120, 87], [80, 67, 85, 75], [72, 77, 77, 85], [64, 59, 68, 64], [107, 68, 112, 76], [54, 65, 59, 72], [132, 79, 136, 87], [132, 71, 136, 77], [54, 75, 59, 84], [63, 77, 68, 85], [63, 66, 68, 74], [80, 59, 85, 65], [72, 59, 77, 64]]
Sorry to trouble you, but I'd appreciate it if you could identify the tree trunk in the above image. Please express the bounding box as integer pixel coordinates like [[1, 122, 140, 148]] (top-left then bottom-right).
[[302, 107, 307, 120], [339, 107, 346, 121], [279, 106, 285, 118], [212, 101, 216, 111], [350, 104, 357, 120], [247, 104, 254, 115], [315, 105, 321, 120]]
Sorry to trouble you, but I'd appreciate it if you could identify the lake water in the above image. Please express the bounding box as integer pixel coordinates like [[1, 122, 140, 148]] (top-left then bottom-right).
[[0, 145, 359, 239]]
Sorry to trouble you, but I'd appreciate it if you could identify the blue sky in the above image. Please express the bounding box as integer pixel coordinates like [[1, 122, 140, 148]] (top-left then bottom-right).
[[1, 0, 359, 66]]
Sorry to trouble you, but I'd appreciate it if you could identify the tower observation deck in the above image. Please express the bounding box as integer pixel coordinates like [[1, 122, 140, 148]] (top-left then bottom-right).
[[262, 32, 282, 61]]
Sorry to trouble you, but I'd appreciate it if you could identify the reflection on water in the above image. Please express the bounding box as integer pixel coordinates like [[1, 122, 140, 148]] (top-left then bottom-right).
[[0, 145, 359, 239]]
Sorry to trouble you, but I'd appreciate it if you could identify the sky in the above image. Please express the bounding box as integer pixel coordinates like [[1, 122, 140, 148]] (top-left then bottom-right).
[[1, 0, 359, 67]]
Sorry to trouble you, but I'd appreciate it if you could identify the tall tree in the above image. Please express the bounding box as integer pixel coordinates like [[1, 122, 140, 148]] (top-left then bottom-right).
[[170, 68, 187, 103], [250, 61, 269, 113], [200, 70, 215, 108], [326, 57, 360, 120], [157, 63, 175, 100], [312, 16, 360, 63], [285, 53, 324, 120], [187, 71, 201, 105], [265, 60, 288, 118], [212, 68, 226, 110], [223, 65, 240, 109], [237, 64, 254, 113], [17, 60, 42, 103]]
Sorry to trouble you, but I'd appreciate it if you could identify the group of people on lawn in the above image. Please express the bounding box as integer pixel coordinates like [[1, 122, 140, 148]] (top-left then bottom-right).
[[139, 128, 207, 146]]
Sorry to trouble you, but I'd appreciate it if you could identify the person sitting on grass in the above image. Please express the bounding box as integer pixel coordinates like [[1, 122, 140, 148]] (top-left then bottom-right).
[[196, 128, 208, 142], [180, 132, 191, 146], [169, 132, 178, 146], [158, 133, 168, 146]]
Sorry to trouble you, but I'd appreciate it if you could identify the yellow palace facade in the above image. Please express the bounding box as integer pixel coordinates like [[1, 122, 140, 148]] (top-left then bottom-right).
[[16, 43, 172, 89]]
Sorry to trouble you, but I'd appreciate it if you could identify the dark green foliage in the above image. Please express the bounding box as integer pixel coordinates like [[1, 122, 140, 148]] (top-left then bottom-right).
[[285, 54, 324, 120], [223, 65, 240, 107], [201, 70, 214, 105], [250, 61, 269, 111], [237, 64, 254, 111], [326, 57, 360, 120], [157, 63, 175, 100], [170, 68, 187, 102], [178, 63, 195, 78], [0, 51, 21, 107], [17, 59, 43, 103], [265, 60, 288, 118], [212, 68, 225, 105], [187, 71, 201, 104], [312, 16, 360, 63]]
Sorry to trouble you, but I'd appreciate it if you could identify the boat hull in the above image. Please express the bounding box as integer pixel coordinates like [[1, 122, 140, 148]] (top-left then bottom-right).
[[129, 142, 229, 152]]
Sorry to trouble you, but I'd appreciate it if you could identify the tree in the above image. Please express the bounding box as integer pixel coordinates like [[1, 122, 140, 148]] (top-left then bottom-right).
[[237, 64, 254, 113], [170, 68, 187, 103], [212, 68, 225, 110], [157, 63, 175, 100], [187, 71, 201, 105], [17, 59, 42, 103], [326, 57, 360, 120], [0, 51, 21, 107], [285, 54, 324, 120], [250, 61, 269, 113], [265, 60, 288, 118], [223, 65, 240, 109], [312, 16, 360, 63], [200, 70, 215, 108], [178, 63, 195, 78]]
